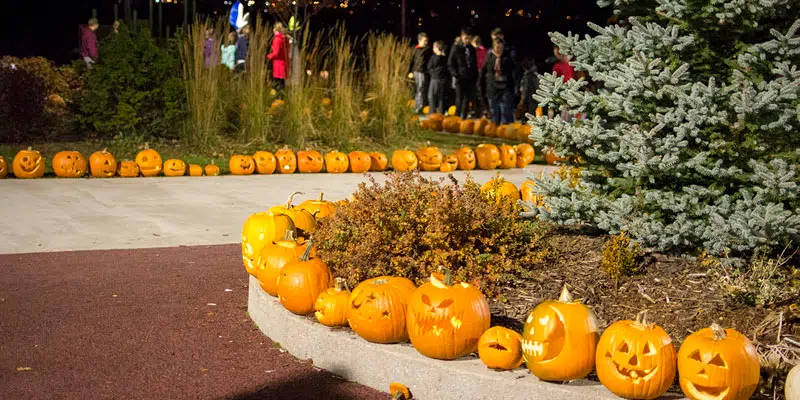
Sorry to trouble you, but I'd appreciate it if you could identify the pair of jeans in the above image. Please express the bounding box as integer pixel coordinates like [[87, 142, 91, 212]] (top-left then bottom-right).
[[428, 78, 446, 115], [413, 72, 428, 112], [454, 79, 475, 119], [489, 90, 515, 125]]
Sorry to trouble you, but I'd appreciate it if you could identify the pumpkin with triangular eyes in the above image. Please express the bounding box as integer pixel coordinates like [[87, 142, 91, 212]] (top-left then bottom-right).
[[229, 155, 255, 175], [325, 151, 349, 173], [89, 149, 117, 178]]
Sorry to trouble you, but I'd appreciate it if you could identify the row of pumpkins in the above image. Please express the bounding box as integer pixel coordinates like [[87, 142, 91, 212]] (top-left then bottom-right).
[[242, 190, 768, 400], [416, 111, 542, 144], [0, 142, 557, 179]]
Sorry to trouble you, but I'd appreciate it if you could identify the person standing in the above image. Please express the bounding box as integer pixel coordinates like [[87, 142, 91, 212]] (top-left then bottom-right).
[[427, 41, 448, 115], [479, 39, 515, 125], [447, 28, 478, 119], [472, 36, 488, 117], [552, 47, 575, 82], [267, 22, 289, 90], [408, 33, 432, 114], [519, 58, 540, 121], [221, 32, 237, 71], [204, 28, 217, 67], [80, 18, 100, 68], [235, 25, 251, 73]]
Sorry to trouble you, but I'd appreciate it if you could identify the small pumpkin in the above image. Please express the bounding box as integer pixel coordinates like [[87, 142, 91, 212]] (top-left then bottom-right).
[[348, 151, 372, 173], [229, 155, 256, 175], [417, 144, 443, 171], [496, 124, 511, 139], [391, 149, 418, 172], [677, 324, 760, 400], [0, 155, 7, 179], [460, 119, 475, 135], [544, 147, 565, 165], [439, 154, 458, 172], [321, 97, 332, 107], [52, 151, 88, 178], [515, 144, 535, 168], [324, 151, 349, 173], [269, 99, 285, 114], [475, 144, 501, 170], [535, 107, 544, 117], [253, 151, 277, 174], [89, 149, 117, 178], [484, 122, 498, 138], [481, 175, 521, 205], [297, 150, 324, 173], [516, 124, 532, 142], [204, 162, 221, 176], [369, 152, 389, 172], [257, 231, 300, 296], [478, 326, 524, 370], [442, 116, 462, 133], [275, 148, 297, 174], [135, 145, 163, 177], [242, 212, 296, 277], [475, 118, 490, 136], [268, 192, 318, 238], [454, 146, 476, 171], [348, 276, 417, 344], [389, 382, 411, 400], [447, 105, 457, 116], [520, 179, 546, 206], [117, 160, 140, 177], [277, 241, 333, 315], [163, 159, 187, 177], [298, 193, 337, 219], [423, 113, 444, 131], [314, 277, 351, 327], [188, 164, 203, 176], [498, 144, 517, 169]]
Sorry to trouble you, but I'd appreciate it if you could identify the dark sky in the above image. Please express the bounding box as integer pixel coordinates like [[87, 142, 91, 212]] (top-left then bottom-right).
[[0, 0, 610, 65]]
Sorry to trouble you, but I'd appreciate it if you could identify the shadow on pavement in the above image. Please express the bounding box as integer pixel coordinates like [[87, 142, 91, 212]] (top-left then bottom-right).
[[222, 367, 384, 400]]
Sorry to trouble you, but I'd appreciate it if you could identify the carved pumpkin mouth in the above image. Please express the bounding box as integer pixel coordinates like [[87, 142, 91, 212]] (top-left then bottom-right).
[[20, 156, 42, 171], [685, 381, 729, 400], [522, 339, 560, 361], [608, 358, 658, 382], [486, 343, 509, 352]]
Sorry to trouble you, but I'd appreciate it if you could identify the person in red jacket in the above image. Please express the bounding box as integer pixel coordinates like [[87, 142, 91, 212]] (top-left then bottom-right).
[[267, 22, 289, 90], [81, 18, 100, 68], [552, 46, 574, 82]]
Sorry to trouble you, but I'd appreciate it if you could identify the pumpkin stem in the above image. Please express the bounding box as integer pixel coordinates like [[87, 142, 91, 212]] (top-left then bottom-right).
[[143, 142, 150, 150], [102, 148, 108, 153], [633, 310, 649, 328], [299, 239, 314, 261], [318, 193, 324, 202], [334, 277, 347, 292], [436, 266, 454, 286], [710, 323, 727, 340], [558, 285, 573, 303], [286, 191, 304, 207]]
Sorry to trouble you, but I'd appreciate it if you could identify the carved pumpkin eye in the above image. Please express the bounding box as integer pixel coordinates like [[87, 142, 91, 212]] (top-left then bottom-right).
[[709, 354, 727, 368], [421, 294, 432, 306], [643, 342, 655, 355], [688, 349, 702, 362], [437, 299, 454, 308], [618, 342, 630, 353]]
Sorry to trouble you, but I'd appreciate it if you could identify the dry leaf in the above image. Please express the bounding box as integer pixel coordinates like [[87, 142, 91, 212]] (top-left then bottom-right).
[[16, 367, 33, 371]]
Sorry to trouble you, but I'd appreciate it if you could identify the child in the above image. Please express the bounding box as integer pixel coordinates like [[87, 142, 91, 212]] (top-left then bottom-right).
[[204, 28, 217, 67], [221, 32, 237, 70], [427, 41, 448, 115], [235, 25, 251, 73]]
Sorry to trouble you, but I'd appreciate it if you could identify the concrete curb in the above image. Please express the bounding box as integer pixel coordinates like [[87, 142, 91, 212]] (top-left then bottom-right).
[[248, 275, 655, 400]]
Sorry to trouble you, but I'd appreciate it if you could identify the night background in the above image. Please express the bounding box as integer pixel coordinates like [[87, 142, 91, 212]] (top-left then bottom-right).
[[0, 0, 611, 67]]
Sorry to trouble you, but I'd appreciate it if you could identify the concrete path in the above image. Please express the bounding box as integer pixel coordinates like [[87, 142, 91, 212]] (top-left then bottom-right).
[[0, 167, 552, 255]]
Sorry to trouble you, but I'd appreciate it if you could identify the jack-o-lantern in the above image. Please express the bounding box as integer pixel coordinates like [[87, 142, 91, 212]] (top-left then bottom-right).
[[677, 324, 760, 400], [314, 277, 351, 327], [442, 116, 462, 133], [516, 124, 533, 142], [369, 152, 389, 172], [348, 151, 372, 173], [117, 160, 140, 177], [242, 211, 296, 277], [454, 146, 476, 170], [596, 311, 676, 399], [277, 242, 333, 315], [52, 151, 88, 178], [460, 119, 475, 135], [475, 118, 490, 136], [484, 122, 498, 138], [520, 179, 546, 207], [188, 164, 203, 176], [391, 149, 418, 172], [298, 193, 336, 219], [256, 231, 300, 296], [347, 276, 417, 344], [253, 151, 277, 174], [496, 124, 511, 139], [475, 144, 501, 170], [268, 192, 318, 238], [439, 155, 458, 172], [515, 144, 535, 168], [89, 149, 117, 178], [163, 159, 187, 177], [297, 150, 324, 173], [498, 144, 517, 169], [407, 271, 491, 360], [478, 326, 524, 370], [229, 155, 256, 175], [417, 145, 443, 171], [204, 163, 221, 176], [0, 156, 7, 179], [522, 286, 599, 382], [325, 151, 349, 173], [275, 148, 297, 174], [135, 146, 163, 177]]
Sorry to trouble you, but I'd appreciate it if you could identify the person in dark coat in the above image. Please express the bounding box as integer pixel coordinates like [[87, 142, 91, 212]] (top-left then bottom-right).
[[427, 41, 449, 115], [479, 39, 516, 125], [235, 25, 251, 73], [408, 33, 432, 114], [447, 28, 478, 119], [519, 58, 540, 121], [81, 18, 100, 68]]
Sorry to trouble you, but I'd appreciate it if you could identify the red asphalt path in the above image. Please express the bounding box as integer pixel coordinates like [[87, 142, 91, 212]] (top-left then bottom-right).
[[0, 244, 387, 400]]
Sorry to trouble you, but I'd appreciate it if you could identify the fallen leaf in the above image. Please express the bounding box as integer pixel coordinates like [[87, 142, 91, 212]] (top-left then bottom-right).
[[224, 289, 233, 292], [112, 294, 118, 298], [16, 367, 33, 371], [200, 368, 208, 373], [207, 303, 217, 306]]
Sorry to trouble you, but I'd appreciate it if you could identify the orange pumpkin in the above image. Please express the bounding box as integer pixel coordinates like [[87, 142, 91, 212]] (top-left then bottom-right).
[[321, 97, 332, 107], [135, 146, 163, 177], [188, 164, 203, 176], [325, 151, 349, 173], [348, 151, 372, 173], [516, 124, 533, 142], [275, 148, 297, 174], [277, 242, 333, 315], [544, 147, 565, 165], [520, 179, 546, 207], [298, 193, 337, 219], [406, 271, 491, 360], [314, 277, 351, 327], [484, 122, 498, 138], [391, 149, 418, 172], [204, 163, 221, 176], [52, 151, 88, 178], [481, 175, 521, 205], [498, 144, 517, 169], [89, 149, 117, 178], [253, 151, 277, 174], [389, 382, 411, 400], [454, 146, 476, 171], [460, 119, 475, 134], [369, 152, 389, 172], [496, 124, 511, 139], [117, 160, 140, 178], [0, 156, 7, 179], [269, 99, 285, 115], [163, 159, 187, 177], [442, 116, 462, 133], [422, 113, 444, 131], [347, 276, 417, 343], [522, 286, 599, 382], [268, 192, 318, 238], [439, 154, 458, 172], [478, 326, 524, 370], [475, 144, 501, 170], [515, 144, 535, 168], [297, 150, 324, 173], [417, 145, 443, 171], [257, 231, 300, 296], [536, 107, 544, 117], [475, 118, 490, 136], [229, 155, 256, 175], [242, 212, 296, 277]]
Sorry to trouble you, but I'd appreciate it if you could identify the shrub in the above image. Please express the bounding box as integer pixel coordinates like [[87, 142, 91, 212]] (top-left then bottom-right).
[[710, 250, 800, 307], [314, 172, 556, 296], [0, 65, 48, 142], [600, 231, 641, 280]]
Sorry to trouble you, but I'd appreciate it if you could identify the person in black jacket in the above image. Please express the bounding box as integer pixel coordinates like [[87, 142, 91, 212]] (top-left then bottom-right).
[[427, 41, 449, 115], [447, 28, 478, 119], [479, 39, 516, 124], [519, 58, 540, 121], [408, 33, 432, 114]]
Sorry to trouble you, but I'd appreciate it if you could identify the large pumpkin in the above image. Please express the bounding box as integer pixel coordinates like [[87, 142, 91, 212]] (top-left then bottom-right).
[[454, 146, 476, 170], [324, 151, 349, 173], [392, 149, 418, 172], [475, 118, 490, 136], [442, 116, 462, 133], [256, 231, 300, 296], [163, 159, 187, 177], [188, 164, 203, 176], [275, 148, 297, 174], [369, 152, 389, 172], [314, 277, 351, 327], [229, 155, 256, 175], [52, 151, 88, 178], [407, 271, 491, 360], [268, 192, 318, 238], [348, 151, 372, 173], [277, 242, 333, 315], [204, 163, 221, 176], [522, 286, 599, 382], [515, 144, 535, 168], [297, 150, 324, 173], [460, 119, 475, 135], [417, 145, 443, 171], [0, 156, 7, 179], [348, 276, 417, 344], [253, 151, 277, 174], [478, 326, 524, 370], [135, 146, 163, 177], [596, 311, 676, 399], [475, 144, 501, 170], [677, 324, 760, 400], [117, 160, 139, 177], [242, 212, 296, 277], [439, 155, 458, 172], [89, 149, 117, 178], [498, 144, 517, 169], [298, 193, 336, 219]]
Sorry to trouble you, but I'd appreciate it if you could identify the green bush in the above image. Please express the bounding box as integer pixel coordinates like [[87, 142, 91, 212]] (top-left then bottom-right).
[[0, 65, 48, 142]]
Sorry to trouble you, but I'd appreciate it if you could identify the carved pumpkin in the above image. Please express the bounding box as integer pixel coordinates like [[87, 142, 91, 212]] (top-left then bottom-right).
[[442, 116, 462, 133], [298, 193, 336, 219], [268, 192, 319, 238], [253, 151, 277, 174], [369, 152, 389, 172], [460, 119, 475, 135], [188, 164, 203, 176], [496, 124, 511, 139], [324, 151, 349, 173], [348, 151, 372, 173], [596, 311, 676, 399], [478, 326, 524, 370], [14, 148, 47, 180], [52, 151, 88, 178], [484, 122, 498, 138], [439, 155, 459, 172], [677, 324, 760, 400], [407, 271, 491, 360], [163, 159, 187, 177], [229, 155, 256, 175], [348, 276, 417, 344], [275, 148, 297, 174], [277, 242, 333, 315], [297, 150, 324, 173], [522, 286, 599, 382], [204, 163, 221, 176], [498, 144, 517, 169], [516, 124, 533, 142], [0, 156, 7, 179], [117, 160, 140, 177], [515, 144, 535, 168], [422, 113, 444, 131], [417, 145, 443, 171], [475, 144, 501, 170], [89, 149, 117, 178], [257, 231, 300, 296], [242, 212, 296, 277], [475, 118, 490, 136], [135, 146, 163, 177], [391, 149, 418, 172], [314, 277, 350, 327], [454, 146, 476, 170]]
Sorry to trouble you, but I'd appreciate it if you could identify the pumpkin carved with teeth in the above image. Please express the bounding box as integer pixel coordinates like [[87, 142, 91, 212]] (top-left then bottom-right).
[[347, 276, 417, 344], [596, 310, 676, 399], [0, 155, 7, 179], [416, 145, 443, 171], [12, 148, 45, 178], [522, 286, 599, 382], [275, 148, 297, 174], [89, 149, 117, 178], [229, 155, 255, 175], [135, 146, 163, 177], [241, 211, 296, 277], [478, 326, 524, 370]]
